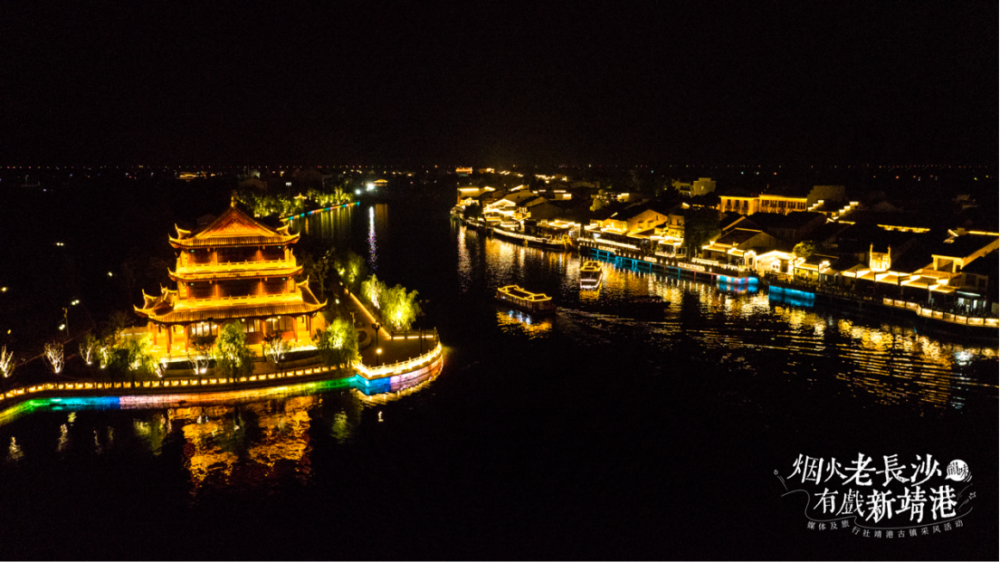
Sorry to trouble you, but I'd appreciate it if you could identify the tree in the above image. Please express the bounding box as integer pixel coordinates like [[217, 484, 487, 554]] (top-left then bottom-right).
[[381, 285, 422, 332], [263, 333, 290, 369], [101, 311, 131, 346], [361, 274, 387, 311], [102, 336, 157, 381], [212, 322, 256, 378], [45, 343, 65, 375], [590, 188, 611, 213], [79, 333, 99, 367], [683, 208, 722, 259], [301, 248, 333, 301], [794, 241, 818, 260], [97, 311, 131, 379], [1, 346, 14, 382], [126, 336, 158, 377], [313, 318, 360, 370], [187, 335, 214, 375], [463, 203, 483, 219], [336, 250, 368, 293]]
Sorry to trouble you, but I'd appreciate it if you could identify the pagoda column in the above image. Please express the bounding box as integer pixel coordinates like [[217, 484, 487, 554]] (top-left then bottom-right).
[[291, 317, 300, 342], [167, 325, 173, 354], [184, 325, 191, 352]]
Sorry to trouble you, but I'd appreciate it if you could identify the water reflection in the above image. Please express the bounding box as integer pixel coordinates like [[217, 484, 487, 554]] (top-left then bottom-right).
[[133, 414, 169, 456], [462, 228, 999, 409], [289, 205, 355, 243], [287, 203, 390, 275], [168, 396, 318, 493], [496, 310, 553, 339], [368, 204, 391, 273], [0, 388, 363, 494], [7, 437, 23, 462]]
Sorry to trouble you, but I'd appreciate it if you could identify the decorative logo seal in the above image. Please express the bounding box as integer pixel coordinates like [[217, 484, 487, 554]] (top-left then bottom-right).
[[776, 453, 976, 539], [945, 460, 972, 483]]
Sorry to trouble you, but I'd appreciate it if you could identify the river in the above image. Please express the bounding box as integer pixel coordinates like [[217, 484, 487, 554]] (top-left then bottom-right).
[[1, 200, 996, 559]]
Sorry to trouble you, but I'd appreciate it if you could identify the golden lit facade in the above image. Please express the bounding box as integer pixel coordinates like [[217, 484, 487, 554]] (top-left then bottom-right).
[[135, 204, 326, 355], [870, 245, 892, 273]]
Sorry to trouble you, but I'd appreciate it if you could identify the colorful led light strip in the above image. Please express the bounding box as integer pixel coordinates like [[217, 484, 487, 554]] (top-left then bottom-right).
[[285, 201, 361, 220], [0, 363, 441, 427]]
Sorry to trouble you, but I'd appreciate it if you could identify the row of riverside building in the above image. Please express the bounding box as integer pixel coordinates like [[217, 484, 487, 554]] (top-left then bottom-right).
[[455, 178, 998, 318]]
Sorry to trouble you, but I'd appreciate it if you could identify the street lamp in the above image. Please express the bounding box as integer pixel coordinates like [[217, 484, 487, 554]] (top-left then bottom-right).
[[371, 322, 381, 347], [376, 348, 383, 366], [62, 301, 80, 342]]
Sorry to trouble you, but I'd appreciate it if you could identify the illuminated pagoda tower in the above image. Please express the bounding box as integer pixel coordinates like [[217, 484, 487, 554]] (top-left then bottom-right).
[[135, 201, 327, 356]]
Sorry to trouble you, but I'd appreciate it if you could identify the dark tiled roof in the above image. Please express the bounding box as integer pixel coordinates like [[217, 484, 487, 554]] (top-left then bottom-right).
[[762, 185, 811, 198], [929, 235, 998, 259], [810, 222, 854, 244], [889, 250, 934, 274], [716, 228, 766, 246], [716, 187, 757, 198], [849, 210, 939, 230], [961, 252, 997, 276], [619, 199, 676, 219], [747, 212, 825, 230]]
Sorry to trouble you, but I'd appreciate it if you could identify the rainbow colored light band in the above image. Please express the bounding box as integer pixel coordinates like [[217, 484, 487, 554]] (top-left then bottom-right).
[[0, 364, 441, 427]]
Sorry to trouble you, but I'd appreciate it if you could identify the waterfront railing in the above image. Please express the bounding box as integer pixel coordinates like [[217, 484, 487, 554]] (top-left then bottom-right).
[[354, 342, 444, 379], [883, 299, 999, 328]]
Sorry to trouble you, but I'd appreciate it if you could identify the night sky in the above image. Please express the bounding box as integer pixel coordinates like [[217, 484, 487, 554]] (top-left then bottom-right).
[[2, 1, 994, 166]]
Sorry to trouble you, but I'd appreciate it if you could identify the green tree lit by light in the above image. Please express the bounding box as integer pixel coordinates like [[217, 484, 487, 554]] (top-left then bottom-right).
[[343, 252, 367, 292], [125, 336, 157, 376], [381, 285, 422, 332], [794, 241, 818, 260], [362, 275, 386, 311], [313, 317, 360, 370], [212, 322, 257, 378]]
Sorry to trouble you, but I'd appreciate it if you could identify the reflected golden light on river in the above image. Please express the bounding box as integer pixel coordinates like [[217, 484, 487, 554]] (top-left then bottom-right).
[[470, 232, 997, 410], [162, 395, 322, 494], [496, 310, 553, 339]]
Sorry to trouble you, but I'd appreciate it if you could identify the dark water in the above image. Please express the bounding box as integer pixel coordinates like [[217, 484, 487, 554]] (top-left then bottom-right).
[[1, 202, 997, 560]]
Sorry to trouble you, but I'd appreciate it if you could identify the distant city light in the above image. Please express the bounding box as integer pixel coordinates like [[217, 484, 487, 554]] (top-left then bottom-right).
[[108, 272, 114, 277], [58, 324, 66, 331]]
